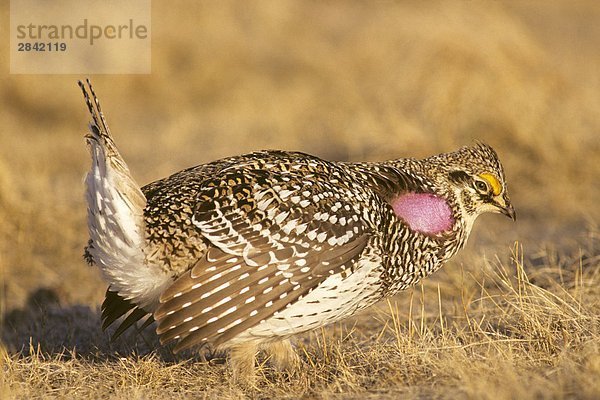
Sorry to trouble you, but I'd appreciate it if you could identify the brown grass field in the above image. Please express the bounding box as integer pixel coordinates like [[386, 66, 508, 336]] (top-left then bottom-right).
[[1, 1, 599, 398]]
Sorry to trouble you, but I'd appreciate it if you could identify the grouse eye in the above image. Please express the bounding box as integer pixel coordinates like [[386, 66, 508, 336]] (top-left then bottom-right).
[[474, 180, 489, 193]]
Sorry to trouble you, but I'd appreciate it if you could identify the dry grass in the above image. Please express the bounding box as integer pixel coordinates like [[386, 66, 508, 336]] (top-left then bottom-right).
[[1, 1, 599, 398], [2, 239, 599, 399]]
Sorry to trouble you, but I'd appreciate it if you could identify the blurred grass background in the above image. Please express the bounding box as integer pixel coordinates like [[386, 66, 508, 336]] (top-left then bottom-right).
[[0, 1, 599, 397], [2, 0, 598, 309]]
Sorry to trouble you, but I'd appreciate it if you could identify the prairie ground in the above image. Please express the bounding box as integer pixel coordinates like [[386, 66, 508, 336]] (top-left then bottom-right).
[[1, 1, 599, 399]]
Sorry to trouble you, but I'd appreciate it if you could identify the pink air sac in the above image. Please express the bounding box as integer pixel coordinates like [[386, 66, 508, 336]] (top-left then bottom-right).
[[391, 193, 454, 234]]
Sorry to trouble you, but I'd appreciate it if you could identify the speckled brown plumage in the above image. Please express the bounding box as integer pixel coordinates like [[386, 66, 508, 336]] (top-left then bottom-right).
[[80, 79, 515, 383]]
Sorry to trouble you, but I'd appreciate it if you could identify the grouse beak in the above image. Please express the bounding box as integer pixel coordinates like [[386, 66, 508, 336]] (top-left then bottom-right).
[[493, 195, 516, 221], [500, 203, 516, 221], [491, 194, 516, 221]]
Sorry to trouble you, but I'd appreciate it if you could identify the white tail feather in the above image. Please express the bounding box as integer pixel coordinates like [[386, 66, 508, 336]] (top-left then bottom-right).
[[80, 80, 170, 310]]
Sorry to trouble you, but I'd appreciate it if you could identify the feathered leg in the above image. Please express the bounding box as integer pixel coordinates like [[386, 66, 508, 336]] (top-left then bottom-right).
[[264, 339, 300, 372], [229, 341, 259, 386]]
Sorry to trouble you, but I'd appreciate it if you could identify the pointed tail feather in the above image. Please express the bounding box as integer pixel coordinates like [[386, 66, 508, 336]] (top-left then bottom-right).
[[101, 289, 155, 340], [78, 79, 141, 182], [80, 79, 170, 309]]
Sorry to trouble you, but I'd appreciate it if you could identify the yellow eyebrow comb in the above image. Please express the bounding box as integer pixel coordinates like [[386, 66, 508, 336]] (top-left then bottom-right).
[[479, 173, 502, 196]]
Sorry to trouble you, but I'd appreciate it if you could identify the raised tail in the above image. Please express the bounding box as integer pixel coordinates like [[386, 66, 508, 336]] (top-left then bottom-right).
[[78, 79, 141, 192], [80, 79, 169, 310]]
